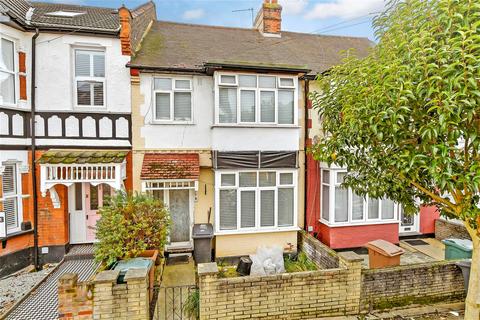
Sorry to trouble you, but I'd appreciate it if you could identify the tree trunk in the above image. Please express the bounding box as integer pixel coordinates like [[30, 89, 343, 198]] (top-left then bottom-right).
[[464, 223, 480, 320]]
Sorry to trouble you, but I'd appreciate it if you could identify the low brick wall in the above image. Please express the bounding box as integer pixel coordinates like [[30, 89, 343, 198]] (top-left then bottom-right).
[[361, 261, 465, 310], [435, 218, 471, 241], [198, 251, 363, 320], [299, 231, 339, 269], [58, 268, 150, 320]]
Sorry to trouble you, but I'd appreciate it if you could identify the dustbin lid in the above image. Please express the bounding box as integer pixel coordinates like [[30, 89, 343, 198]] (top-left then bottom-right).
[[365, 239, 405, 257], [442, 238, 473, 251], [192, 223, 214, 239], [113, 257, 153, 275]]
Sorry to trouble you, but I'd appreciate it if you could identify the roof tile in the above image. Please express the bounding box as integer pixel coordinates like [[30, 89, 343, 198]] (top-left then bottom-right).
[[141, 153, 200, 180]]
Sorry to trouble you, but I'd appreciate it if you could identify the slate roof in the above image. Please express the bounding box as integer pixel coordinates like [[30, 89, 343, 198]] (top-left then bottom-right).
[[141, 153, 200, 180], [130, 21, 373, 76], [38, 150, 128, 164], [0, 0, 123, 33], [28, 2, 120, 33]]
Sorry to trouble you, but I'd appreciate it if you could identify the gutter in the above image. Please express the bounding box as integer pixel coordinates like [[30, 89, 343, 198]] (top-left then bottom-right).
[[31, 28, 40, 271]]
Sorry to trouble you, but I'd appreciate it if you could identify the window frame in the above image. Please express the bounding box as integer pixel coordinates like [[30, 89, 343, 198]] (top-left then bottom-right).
[[0, 35, 18, 107], [1, 162, 23, 234], [320, 168, 399, 227], [152, 76, 194, 124], [214, 169, 298, 235], [215, 72, 298, 126], [73, 48, 106, 109]]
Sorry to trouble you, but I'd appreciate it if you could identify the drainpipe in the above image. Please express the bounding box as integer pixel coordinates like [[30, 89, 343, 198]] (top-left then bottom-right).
[[31, 28, 40, 271], [304, 78, 310, 233]]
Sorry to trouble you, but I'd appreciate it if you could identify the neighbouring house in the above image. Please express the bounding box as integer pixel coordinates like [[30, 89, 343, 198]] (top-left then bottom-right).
[[305, 71, 441, 250], [128, 0, 371, 259], [0, 0, 156, 276]]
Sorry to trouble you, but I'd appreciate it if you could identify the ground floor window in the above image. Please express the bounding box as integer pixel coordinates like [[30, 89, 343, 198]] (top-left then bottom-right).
[[215, 170, 297, 233], [143, 180, 196, 244], [321, 168, 397, 226], [1, 162, 23, 234]]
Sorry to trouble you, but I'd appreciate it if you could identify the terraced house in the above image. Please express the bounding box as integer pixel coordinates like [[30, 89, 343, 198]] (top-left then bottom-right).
[[0, 0, 156, 276], [129, 0, 371, 259]]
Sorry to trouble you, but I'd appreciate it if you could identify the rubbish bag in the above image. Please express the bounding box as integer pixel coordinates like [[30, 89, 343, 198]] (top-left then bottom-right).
[[249, 245, 285, 276]]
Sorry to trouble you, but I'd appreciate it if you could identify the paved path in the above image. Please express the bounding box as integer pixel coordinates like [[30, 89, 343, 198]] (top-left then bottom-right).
[[5, 246, 98, 320]]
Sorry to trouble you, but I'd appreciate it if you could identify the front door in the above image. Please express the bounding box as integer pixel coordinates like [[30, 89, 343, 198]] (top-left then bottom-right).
[[69, 182, 87, 244], [85, 183, 112, 242], [69, 183, 112, 244], [399, 207, 419, 233]]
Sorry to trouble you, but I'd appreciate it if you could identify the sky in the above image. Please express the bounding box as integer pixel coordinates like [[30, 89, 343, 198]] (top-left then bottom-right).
[[41, 0, 386, 41]]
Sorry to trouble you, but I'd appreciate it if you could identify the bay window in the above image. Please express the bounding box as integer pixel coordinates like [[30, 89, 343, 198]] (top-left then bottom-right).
[[154, 77, 193, 122], [216, 73, 297, 125], [216, 170, 296, 233], [321, 169, 398, 226], [1, 163, 23, 234], [0, 37, 15, 105]]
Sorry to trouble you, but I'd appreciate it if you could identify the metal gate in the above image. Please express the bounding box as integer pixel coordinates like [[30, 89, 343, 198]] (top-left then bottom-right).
[[153, 285, 198, 320]]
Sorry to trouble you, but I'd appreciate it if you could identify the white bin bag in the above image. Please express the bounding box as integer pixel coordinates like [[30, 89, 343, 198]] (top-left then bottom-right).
[[249, 245, 285, 276]]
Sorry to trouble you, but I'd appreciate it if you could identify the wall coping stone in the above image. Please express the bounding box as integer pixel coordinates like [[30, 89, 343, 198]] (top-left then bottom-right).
[[361, 260, 459, 275], [94, 270, 120, 284], [124, 267, 148, 281], [338, 251, 363, 263], [198, 262, 219, 276]]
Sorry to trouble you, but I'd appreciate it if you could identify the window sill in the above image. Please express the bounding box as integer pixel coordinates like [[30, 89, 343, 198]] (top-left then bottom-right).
[[0, 228, 34, 241], [150, 121, 195, 125], [215, 226, 300, 236], [211, 124, 300, 129], [319, 219, 399, 228]]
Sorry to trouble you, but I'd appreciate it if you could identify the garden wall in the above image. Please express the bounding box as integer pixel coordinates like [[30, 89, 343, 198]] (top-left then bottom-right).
[[298, 231, 339, 269], [58, 268, 150, 320], [435, 218, 471, 241], [198, 251, 363, 320], [361, 261, 465, 310]]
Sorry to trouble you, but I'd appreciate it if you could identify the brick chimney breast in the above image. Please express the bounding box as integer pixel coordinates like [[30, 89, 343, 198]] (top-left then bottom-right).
[[254, 0, 282, 37]]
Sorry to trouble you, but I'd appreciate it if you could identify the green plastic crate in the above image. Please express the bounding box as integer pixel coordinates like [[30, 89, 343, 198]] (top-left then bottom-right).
[[442, 239, 473, 260]]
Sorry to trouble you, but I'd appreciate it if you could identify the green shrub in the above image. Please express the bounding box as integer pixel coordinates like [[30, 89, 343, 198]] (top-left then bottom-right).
[[284, 252, 317, 272], [94, 192, 170, 267], [183, 289, 199, 319]]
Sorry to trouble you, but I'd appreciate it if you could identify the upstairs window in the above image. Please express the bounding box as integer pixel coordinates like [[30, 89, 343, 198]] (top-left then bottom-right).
[[75, 49, 105, 107], [1, 163, 22, 233], [216, 73, 296, 125], [154, 78, 192, 122], [0, 38, 15, 105]]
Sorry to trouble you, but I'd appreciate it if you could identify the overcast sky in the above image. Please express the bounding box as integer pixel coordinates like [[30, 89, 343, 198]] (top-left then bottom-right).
[[40, 0, 385, 40]]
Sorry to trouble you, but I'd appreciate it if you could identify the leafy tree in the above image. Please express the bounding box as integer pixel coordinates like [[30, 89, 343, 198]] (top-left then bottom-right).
[[94, 192, 170, 267], [310, 0, 480, 317]]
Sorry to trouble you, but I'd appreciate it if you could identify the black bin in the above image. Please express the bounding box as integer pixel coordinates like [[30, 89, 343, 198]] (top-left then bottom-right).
[[192, 223, 214, 264]]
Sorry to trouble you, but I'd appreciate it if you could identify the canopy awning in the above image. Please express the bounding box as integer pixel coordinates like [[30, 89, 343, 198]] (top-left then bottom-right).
[[140, 153, 200, 180], [39, 150, 128, 207]]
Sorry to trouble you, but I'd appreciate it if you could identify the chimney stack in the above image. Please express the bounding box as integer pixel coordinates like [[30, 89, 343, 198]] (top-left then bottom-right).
[[254, 0, 282, 37]]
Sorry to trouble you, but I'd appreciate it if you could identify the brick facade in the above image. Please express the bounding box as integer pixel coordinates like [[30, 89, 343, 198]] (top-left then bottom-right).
[[435, 218, 471, 241]]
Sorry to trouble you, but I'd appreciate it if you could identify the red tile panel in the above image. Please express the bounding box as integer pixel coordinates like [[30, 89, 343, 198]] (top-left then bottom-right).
[[141, 153, 200, 180]]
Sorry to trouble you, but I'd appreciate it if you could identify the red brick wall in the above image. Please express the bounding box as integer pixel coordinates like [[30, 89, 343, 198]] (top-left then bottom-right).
[[420, 205, 440, 234], [305, 144, 321, 234]]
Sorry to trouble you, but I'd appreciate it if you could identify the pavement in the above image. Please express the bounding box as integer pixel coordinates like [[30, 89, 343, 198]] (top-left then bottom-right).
[[2, 245, 98, 320]]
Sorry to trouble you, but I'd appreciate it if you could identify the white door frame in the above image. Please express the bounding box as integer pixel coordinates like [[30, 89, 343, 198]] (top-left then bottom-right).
[[68, 182, 88, 244], [399, 207, 420, 234]]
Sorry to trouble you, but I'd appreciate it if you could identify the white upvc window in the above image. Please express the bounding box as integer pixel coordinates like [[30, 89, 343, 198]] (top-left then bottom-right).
[[153, 77, 193, 123], [0, 37, 16, 105], [1, 162, 23, 234], [215, 72, 297, 125], [321, 168, 398, 226], [215, 170, 297, 234], [74, 49, 105, 108]]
